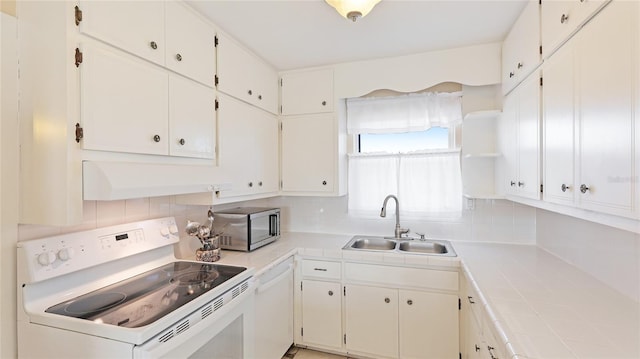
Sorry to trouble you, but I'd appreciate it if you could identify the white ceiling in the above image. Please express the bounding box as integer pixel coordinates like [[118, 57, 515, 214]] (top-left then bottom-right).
[[187, 0, 527, 71]]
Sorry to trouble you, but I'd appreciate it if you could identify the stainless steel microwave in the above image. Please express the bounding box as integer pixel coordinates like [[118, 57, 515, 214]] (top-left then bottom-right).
[[213, 207, 280, 252]]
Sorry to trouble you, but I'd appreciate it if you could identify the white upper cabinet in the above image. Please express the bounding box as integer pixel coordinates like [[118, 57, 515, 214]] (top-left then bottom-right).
[[216, 32, 278, 114], [280, 68, 334, 115], [541, 0, 610, 59], [165, 1, 216, 87], [501, 72, 541, 200], [81, 41, 169, 156], [502, 0, 541, 95], [77, 0, 165, 66], [168, 74, 216, 159]]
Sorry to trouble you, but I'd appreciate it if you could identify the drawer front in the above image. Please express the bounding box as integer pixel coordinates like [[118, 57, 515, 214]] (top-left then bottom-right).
[[344, 262, 458, 292], [301, 260, 341, 280]]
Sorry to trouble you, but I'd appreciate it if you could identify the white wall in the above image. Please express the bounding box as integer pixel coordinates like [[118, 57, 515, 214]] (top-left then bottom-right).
[[537, 209, 640, 302]]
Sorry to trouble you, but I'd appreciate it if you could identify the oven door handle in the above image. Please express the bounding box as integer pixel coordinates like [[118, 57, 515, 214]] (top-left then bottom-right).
[[256, 263, 293, 294]]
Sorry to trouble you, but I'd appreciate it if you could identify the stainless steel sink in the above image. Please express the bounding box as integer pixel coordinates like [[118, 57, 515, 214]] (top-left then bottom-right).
[[398, 241, 448, 254], [342, 235, 456, 257], [350, 238, 397, 250]]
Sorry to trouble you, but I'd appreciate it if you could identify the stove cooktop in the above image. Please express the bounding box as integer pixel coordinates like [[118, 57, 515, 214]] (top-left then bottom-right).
[[45, 261, 246, 328]]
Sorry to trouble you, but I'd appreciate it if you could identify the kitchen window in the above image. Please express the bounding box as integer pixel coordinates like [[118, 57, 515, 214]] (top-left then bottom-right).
[[347, 92, 463, 217]]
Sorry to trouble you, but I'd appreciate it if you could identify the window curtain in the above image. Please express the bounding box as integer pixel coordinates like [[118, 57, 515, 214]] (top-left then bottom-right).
[[346, 92, 463, 134], [347, 91, 463, 217]]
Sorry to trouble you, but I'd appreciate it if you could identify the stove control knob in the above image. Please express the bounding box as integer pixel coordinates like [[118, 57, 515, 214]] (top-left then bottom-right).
[[37, 251, 57, 266], [57, 247, 75, 261], [160, 227, 170, 237], [169, 224, 178, 235]]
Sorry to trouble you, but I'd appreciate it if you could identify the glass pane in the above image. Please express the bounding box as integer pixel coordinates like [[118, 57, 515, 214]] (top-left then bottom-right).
[[359, 127, 449, 153]]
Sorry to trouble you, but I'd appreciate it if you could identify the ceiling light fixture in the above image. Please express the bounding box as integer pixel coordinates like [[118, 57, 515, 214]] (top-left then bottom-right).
[[326, 0, 382, 22]]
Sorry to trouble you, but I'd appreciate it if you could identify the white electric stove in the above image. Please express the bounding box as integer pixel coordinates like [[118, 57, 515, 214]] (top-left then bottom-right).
[[17, 217, 256, 358]]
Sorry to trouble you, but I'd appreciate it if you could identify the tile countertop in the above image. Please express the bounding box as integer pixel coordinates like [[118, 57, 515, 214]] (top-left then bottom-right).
[[181, 233, 640, 359]]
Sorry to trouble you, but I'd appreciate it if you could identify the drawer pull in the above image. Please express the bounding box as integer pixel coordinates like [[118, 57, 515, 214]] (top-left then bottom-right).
[[313, 268, 328, 272]]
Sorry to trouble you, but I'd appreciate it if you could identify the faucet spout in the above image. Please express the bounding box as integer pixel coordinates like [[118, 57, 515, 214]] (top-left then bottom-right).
[[380, 195, 409, 238]]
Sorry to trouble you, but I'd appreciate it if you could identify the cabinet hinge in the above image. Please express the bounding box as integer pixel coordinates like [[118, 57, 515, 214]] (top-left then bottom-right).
[[214, 35, 218, 47], [280, 105, 283, 114], [300, 282, 303, 291], [214, 75, 219, 87], [301, 328, 303, 337], [280, 180, 283, 189], [280, 78, 283, 87], [458, 298, 461, 310], [539, 45, 543, 55], [539, 0, 541, 5], [540, 184, 544, 193], [344, 334, 346, 345], [75, 123, 83, 143], [460, 353, 463, 359], [215, 99, 219, 111], [74, 6, 83, 26], [74, 48, 83, 68], [343, 286, 346, 296], [540, 77, 543, 86]]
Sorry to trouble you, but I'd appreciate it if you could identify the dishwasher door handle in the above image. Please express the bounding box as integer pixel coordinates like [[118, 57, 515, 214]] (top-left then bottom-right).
[[256, 263, 293, 294]]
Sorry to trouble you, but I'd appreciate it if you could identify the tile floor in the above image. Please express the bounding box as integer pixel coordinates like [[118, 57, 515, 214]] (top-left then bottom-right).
[[282, 346, 348, 359]]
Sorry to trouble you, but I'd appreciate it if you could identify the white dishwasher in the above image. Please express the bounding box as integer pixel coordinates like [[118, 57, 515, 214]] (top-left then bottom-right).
[[255, 257, 294, 358]]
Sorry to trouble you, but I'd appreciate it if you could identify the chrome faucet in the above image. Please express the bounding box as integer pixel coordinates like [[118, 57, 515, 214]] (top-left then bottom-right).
[[380, 194, 409, 239]]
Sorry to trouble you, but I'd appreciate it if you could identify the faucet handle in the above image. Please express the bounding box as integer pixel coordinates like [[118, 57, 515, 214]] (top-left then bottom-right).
[[400, 228, 410, 238], [415, 232, 426, 240]]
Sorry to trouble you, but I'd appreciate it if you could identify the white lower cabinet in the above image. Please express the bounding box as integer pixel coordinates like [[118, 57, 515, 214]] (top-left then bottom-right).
[[345, 285, 399, 358], [301, 280, 343, 349]]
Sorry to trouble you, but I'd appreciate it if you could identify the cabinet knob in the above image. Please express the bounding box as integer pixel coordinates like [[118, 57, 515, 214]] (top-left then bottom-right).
[[407, 299, 413, 305], [153, 134, 161, 143], [248, 182, 253, 187], [322, 180, 327, 186], [328, 290, 334, 296], [321, 100, 327, 106], [580, 184, 590, 193], [467, 296, 475, 304], [384, 297, 390, 304], [509, 71, 515, 78], [258, 94, 262, 100], [149, 41, 158, 50], [518, 181, 525, 187], [561, 13, 569, 24], [517, 62, 523, 69], [176, 53, 182, 61], [561, 184, 571, 192], [510, 181, 516, 187], [258, 181, 263, 187], [179, 138, 185, 146], [248, 89, 253, 96], [475, 345, 481, 352]]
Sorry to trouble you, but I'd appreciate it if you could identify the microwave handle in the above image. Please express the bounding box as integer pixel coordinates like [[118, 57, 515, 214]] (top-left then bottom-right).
[[269, 214, 279, 236]]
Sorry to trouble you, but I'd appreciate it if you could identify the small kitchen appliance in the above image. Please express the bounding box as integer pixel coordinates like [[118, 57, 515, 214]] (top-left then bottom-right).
[[17, 217, 256, 358], [214, 207, 280, 252]]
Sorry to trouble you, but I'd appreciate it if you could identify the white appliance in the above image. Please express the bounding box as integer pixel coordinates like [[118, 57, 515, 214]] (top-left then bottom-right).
[[17, 217, 256, 359], [254, 257, 294, 358]]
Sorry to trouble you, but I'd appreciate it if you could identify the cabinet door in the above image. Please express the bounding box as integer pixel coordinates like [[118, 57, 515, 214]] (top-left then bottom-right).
[[501, 93, 518, 195], [281, 114, 335, 193], [78, 1, 164, 66], [502, 0, 540, 95], [576, 0, 635, 216], [301, 280, 342, 349], [345, 285, 398, 358], [168, 75, 215, 159], [399, 290, 459, 359], [280, 68, 333, 115], [543, 41, 575, 205], [165, 1, 215, 87], [516, 73, 541, 200], [81, 41, 168, 155], [251, 109, 280, 194]]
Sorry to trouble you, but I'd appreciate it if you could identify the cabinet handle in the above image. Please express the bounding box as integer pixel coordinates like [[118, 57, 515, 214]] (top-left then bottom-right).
[[518, 181, 525, 187], [248, 89, 253, 96], [580, 184, 590, 193], [150, 41, 158, 50], [153, 134, 161, 143], [509, 71, 514, 78], [328, 290, 334, 296], [468, 296, 475, 304], [384, 297, 390, 304], [313, 268, 327, 271], [322, 180, 327, 186], [321, 100, 327, 106], [179, 138, 185, 146], [510, 181, 516, 187], [176, 53, 182, 61], [517, 62, 523, 69], [561, 184, 571, 192], [407, 299, 413, 305], [561, 13, 569, 24]]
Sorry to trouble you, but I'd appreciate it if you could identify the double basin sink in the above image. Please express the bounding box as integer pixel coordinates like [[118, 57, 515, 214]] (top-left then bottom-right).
[[342, 235, 456, 257]]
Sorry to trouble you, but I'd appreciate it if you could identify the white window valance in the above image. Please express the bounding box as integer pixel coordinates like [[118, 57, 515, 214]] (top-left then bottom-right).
[[346, 92, 463, 135]]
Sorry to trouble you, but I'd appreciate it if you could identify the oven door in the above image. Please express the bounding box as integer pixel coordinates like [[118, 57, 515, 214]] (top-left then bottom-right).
[[249, 210, 280, 249], [133, 280, 255, 359]]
